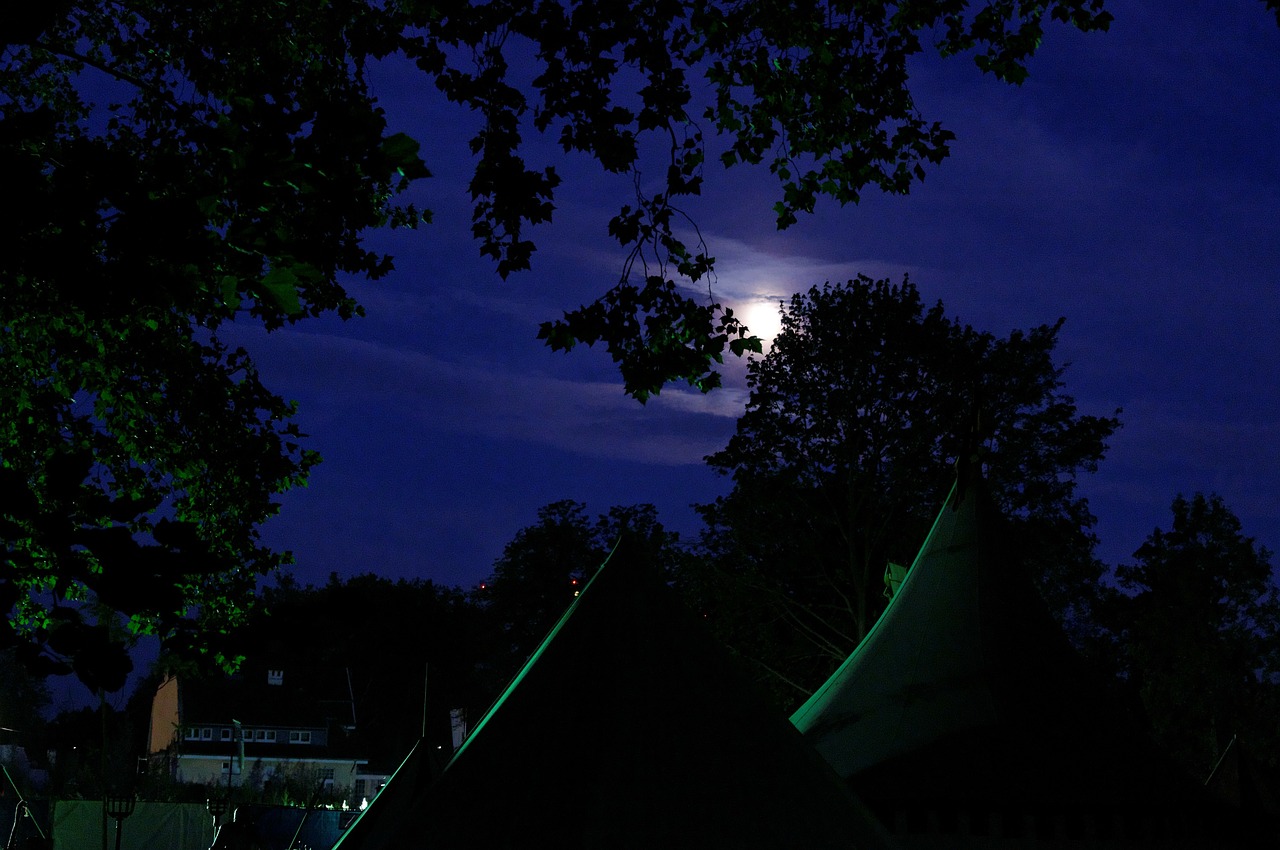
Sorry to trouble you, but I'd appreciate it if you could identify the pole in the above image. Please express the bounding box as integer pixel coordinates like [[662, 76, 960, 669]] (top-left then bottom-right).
[[1, 764, 47, 842], [100, 691, 108, 850], [421, 663, 428, 739]]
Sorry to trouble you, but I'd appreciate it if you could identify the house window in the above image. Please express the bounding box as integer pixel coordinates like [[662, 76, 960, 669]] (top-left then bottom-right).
[[221, 729, 232, 742], [184, 728, 198, 741], [355, 780, 366, 797], [255, 729, 268, 742], [288, 730, 311, 744], [264, 730, 276, 742], [321, 768, 335, 780], [200, 728, 213, 741]]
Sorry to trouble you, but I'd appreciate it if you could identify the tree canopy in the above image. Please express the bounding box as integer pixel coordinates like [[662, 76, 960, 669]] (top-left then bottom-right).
[[1106, 493, 1280, 780], [684, 276, 1120, 705], [1, 0, 422, 690], [1, 0, 1118, 689]]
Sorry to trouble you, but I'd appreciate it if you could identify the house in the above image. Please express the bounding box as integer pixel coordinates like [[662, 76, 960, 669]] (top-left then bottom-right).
[[147, 656, 389, 808]]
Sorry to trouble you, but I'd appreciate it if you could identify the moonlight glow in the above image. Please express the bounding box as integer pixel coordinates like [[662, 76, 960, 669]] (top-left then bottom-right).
[[738, 299, 784, 344]]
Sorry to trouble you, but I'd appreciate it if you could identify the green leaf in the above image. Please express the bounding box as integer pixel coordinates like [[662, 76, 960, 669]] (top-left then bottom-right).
[[220, 275, 240, 307], [261, 267, 302, 315]]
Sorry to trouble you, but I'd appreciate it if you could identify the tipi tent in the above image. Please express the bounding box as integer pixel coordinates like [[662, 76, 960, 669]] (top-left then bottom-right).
[[791, 470, 1246, 847], [331, 737, 433, 850], [333, 537, 891, 849]]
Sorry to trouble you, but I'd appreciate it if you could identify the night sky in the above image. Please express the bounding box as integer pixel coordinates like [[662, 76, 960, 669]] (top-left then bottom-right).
[[222, 0, 1280, 593]]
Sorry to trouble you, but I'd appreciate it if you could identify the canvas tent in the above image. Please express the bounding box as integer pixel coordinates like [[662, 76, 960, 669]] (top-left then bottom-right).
[[791, 469, 1250, 847], [330, 737, 433, 850], [332, 537, 892, 849]]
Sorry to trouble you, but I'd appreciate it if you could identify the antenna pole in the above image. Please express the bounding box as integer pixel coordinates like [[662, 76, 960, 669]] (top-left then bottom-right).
[[427, 660, 437, 742]]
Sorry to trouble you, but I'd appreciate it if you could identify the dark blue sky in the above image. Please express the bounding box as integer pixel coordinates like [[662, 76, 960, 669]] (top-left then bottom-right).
[[228, 0, 1280, 591]]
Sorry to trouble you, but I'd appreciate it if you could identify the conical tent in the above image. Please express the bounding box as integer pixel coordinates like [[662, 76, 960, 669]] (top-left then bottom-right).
[[791, 471, 1241, 844], [337, 537, 891, 849], [332, 738, 432, 850]]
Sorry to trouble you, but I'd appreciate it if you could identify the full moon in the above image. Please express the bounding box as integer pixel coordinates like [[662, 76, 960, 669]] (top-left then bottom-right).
[[738, 299, 783, 344]]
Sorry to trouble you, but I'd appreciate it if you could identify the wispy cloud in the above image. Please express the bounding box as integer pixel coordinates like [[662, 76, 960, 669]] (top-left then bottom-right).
[[234, 327, 740, 466], [705, 236, 917, 300]]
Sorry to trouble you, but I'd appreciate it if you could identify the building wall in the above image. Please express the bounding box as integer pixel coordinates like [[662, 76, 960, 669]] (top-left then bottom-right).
[[147, 675, 180, 755], [176, 754, 361, 795]]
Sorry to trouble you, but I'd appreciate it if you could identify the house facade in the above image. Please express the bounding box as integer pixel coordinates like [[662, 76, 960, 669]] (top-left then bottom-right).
[[147, 658, 388, 808]]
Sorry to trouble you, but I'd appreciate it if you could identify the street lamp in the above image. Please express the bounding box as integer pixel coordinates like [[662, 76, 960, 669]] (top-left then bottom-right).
[[103, 794, 135, 850]]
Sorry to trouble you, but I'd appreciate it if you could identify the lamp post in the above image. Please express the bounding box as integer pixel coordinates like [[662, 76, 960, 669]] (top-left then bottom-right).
[[103, 794, 135, 850]]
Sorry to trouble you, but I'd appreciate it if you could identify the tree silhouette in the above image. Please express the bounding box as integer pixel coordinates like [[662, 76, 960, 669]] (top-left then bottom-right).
[[478, 501, 682, 684], [687, 276, 1120, 706], [1108, 493, 1280, 780]]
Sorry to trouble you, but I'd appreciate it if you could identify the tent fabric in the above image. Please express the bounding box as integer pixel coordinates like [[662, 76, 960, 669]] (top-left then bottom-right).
[[790, 472, 1244, 844], [52, 800, 214, 850], [790, 477, 1097, 786], [1204, 735, 1280, 828], [331, 739, 432, 850], [338, 537, 892, 849]]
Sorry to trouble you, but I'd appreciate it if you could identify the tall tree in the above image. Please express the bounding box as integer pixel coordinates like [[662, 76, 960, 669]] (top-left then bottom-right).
[[1, 0, 420, 689], [2, 0, 1117, 688], [1108, 493, 1280, 780], [687, 276, 1120, 706]]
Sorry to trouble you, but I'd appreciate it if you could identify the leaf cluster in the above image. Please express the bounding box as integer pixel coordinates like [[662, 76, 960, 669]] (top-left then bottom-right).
[[391, 0, 1112, 399], [1, 0, 419, 689]]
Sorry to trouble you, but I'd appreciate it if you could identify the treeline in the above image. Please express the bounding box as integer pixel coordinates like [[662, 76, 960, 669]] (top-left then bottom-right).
[[10, 277, 1277, 798], [463, 277, 1280, 785]]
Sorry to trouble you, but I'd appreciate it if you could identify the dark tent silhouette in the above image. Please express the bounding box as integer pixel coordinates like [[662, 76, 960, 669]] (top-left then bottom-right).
[[1204, 735, 1280, 837], [331, 738, 432, 850], [333, 537, 890, 849], [791, 470, 1252, 847]]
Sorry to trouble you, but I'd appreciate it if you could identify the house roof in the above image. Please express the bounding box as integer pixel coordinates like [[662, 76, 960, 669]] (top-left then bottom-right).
[[790, 468, 1249, 843], [171, 652, 366, 762], [179, 658, 355, 730], [333, 536, 892, 849]]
